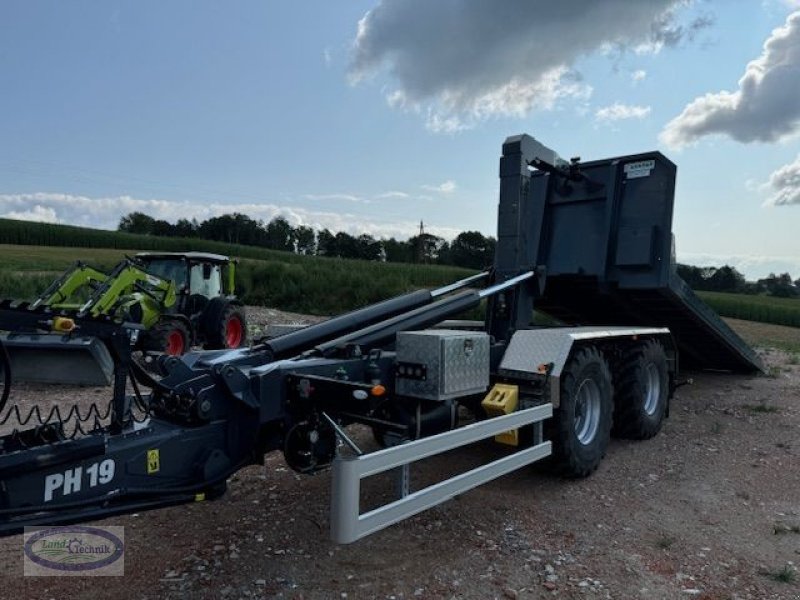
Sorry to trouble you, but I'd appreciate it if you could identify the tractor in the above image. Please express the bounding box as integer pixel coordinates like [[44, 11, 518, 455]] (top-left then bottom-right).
[[134, 252, 246, 355], [0, 251, 247, 385]]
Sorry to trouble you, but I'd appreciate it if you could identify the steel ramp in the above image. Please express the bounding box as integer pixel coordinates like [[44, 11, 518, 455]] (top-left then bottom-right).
[[535, 274, 764, 373]]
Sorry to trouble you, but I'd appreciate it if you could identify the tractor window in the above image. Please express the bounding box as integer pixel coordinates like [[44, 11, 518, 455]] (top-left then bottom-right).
[[142, 260, 188, 290], [189, 263, 222, 298]]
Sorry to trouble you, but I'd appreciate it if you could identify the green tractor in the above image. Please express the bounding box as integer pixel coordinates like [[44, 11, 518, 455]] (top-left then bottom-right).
[[0, 252, 247, 385], [134, 252, 247, 355]]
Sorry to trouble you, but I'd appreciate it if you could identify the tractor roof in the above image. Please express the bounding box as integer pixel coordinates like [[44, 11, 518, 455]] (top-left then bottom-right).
[[136, 252, 230, 264]]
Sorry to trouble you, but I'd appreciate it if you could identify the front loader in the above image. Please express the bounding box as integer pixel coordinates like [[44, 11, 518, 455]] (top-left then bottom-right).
[[0, 134, 764, 543]]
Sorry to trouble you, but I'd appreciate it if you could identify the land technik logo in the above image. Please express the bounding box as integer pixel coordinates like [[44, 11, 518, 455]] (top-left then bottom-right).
[[23, 526, 125, 576]]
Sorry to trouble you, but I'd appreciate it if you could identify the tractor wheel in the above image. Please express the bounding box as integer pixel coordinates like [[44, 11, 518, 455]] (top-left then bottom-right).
[[203, 300, 247, 350], [612, 340, 669, 440], [549, 345, 613, 478], [145, 319, 191, 356]]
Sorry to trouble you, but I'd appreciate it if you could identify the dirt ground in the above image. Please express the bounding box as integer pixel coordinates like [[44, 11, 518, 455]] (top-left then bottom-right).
[[0, 312, 798, 599]]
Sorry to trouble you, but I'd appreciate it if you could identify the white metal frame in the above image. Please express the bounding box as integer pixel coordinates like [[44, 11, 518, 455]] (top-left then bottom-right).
[[330, 404, 553, 544]]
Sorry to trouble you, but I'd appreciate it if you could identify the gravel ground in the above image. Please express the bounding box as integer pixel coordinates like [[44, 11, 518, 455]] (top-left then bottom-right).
[[0, 310, 798, 599]]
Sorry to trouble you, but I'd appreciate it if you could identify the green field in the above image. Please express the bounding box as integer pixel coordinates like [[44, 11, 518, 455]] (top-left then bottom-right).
[[0, 223, 797, 327], [0, 244, 474, 315], [697, 291, 800, 329]]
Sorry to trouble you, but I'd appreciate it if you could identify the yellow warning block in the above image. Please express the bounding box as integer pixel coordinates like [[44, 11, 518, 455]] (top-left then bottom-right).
[[481, 383, 520, 446], [146, 449, 160, 474]]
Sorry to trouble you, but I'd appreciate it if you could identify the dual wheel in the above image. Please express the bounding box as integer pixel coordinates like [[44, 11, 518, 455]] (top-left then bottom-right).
[[551, 340, 669, 478]]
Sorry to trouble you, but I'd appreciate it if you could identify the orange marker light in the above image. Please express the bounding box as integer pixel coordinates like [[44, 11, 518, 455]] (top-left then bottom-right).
[[53, 317, 75, 332], [371, 384, 386, 397]]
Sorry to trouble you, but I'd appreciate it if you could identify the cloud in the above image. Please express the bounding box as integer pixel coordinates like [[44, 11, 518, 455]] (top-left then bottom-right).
[[1, 204, 59, 223], [0, 192, 461, 241], [631, 69, 648, 82], [421, 180, 456, 194], [595, 103, 652, 122], [764, 154, 800, 206], [661, 10, 800, 147], [350, 1, 694, 130], [375, 191, 409, 199], [303, 193, 364, 203]]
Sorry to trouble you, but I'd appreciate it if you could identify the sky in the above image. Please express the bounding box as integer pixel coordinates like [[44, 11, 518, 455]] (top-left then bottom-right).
[[0, 0, 799, 279]]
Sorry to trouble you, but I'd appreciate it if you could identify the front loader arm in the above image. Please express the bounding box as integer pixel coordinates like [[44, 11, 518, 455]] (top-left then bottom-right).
[[33, 262, 109, 309], [81, 261, 177, 319]]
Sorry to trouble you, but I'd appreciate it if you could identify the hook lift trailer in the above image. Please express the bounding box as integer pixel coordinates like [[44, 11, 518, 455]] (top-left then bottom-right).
[[0, 135, 763, 543]]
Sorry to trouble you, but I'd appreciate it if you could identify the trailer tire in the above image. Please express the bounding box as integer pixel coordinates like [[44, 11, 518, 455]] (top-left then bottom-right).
[[612, 340, 668, 440], [203, 299, 247, 350], [145, 319, 191, 356], [550, 345, 613, 478]]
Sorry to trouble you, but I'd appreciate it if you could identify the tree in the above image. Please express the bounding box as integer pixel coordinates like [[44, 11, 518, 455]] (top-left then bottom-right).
[[174, 218, 198, 238], [294, 225, 316, 255], [118, 212, 156, 235], [449, 231, 495, 269], [316, 229, 336, 257], [383, 238, 413, 263], [354, 234, 382, 261], [707, 265, 745, 293], [676, 264, 745, 293], [152, 219, 174, 237], [264, 217, 295, 252], [408, 233, 445, 263], [758, 272, 798, 298], [333, 232, 359, 258], [199, 214, 244, 244]]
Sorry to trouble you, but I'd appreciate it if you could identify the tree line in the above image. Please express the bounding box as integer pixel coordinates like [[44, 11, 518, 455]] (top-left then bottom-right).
[[118, 212, 496, 270], [676, 264, 799, 298], [118, 211, 798, 297]]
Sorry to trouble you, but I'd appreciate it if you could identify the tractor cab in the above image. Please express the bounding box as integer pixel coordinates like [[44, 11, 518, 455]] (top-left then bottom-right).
[[135, 252, 232, 299]]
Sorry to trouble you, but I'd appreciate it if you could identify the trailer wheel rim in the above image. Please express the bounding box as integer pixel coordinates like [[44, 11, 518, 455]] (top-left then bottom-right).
[[166, 330, 185, 355], [574, 378, 601, 445], [226, 315, 243, 348], [644, 362, 661, 415]]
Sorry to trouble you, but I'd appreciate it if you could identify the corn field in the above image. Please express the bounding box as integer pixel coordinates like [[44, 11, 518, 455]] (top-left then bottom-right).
[[0, 244, 473, 315], [697, 291, 800, 329]]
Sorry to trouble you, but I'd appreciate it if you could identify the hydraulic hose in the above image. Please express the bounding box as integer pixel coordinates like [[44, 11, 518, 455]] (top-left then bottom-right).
[[0, 337, 10, 414]]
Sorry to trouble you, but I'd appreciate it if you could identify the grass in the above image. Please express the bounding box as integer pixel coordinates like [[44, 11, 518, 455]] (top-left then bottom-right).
[[698, 291, 800, 329]]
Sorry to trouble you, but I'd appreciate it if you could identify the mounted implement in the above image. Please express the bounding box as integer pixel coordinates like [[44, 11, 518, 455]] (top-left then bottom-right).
[[0, 252, 246, 385], [0, 135, 763, 542]]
